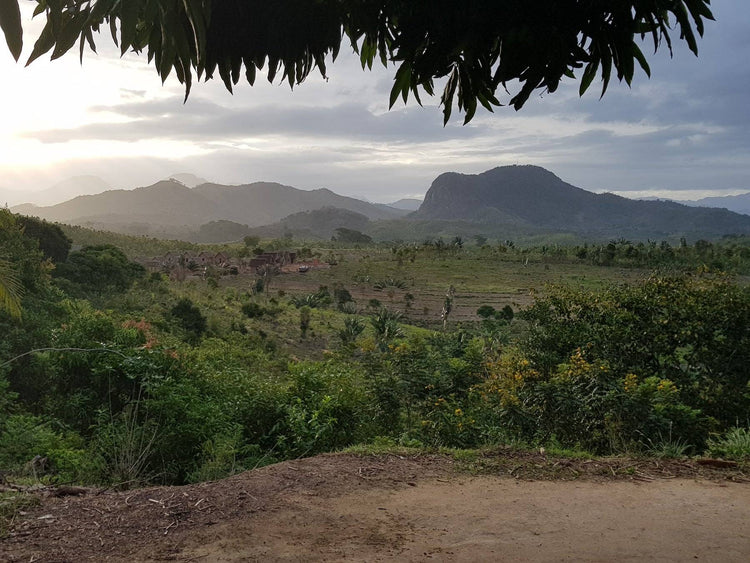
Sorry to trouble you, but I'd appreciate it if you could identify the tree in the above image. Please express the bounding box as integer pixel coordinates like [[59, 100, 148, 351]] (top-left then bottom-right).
[[243, 235, 260, 248], [53, 244, 145, 295], [0, 1, 713, 124], [0, 209, 48, 301], [333, 227, 373, 244], [440, 285, 456, 330], [371, 307, 403, 351], [170, 297, 207, 339], [16, 215, 72, 263]]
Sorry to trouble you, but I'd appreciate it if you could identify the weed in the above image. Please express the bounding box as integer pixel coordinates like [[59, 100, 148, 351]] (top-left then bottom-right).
[[373, 278, 408, 290], [0, 492, 40, 538], [707, 427, 750, 461], [641, 429, 691, 459]]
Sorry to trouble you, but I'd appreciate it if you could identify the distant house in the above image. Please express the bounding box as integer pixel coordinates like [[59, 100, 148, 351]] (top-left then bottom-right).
[[197, 251, 214, 266], [246, 251, 296, 272], [163, 251, 182, 266], [214, 251, 230, 266]]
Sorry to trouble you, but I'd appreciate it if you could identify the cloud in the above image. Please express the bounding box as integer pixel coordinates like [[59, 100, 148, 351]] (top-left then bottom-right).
[[3, 1, 750, 203], [25, 95, 487, 146]]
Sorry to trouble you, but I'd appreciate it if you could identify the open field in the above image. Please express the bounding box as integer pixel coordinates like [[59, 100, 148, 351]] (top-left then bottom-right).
[[219, 247, 651, 325]]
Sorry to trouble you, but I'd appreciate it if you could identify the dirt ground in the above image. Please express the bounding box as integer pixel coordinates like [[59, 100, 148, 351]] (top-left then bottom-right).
[[2, 451, 749, 562]]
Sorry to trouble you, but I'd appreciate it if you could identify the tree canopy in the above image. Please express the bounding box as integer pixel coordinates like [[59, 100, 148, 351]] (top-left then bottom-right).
[[16, 215, 72, 263], [1, 1, 713, 123], [52, 244, 145, 295]]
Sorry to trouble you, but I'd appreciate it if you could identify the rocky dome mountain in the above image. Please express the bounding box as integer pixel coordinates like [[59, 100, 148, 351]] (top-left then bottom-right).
[[12, 179, 406, 235], [414, 166, 750, 238]]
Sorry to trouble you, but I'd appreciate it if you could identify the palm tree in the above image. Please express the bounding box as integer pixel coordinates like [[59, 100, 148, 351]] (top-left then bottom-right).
[[0, 259, 22, 319], [371, 308, 404, 352]]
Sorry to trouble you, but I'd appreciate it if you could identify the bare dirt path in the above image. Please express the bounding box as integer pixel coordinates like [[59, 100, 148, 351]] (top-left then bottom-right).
[[3, 452, 749, 562]]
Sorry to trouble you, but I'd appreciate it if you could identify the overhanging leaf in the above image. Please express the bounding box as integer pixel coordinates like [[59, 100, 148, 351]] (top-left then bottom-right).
[[0, 0, 22, 61]]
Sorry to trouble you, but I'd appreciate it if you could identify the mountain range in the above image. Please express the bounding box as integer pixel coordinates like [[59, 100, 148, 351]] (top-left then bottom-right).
[[12, 180, 407, 238], [11, 166, 750, 242], [680, 193, 750, 216]]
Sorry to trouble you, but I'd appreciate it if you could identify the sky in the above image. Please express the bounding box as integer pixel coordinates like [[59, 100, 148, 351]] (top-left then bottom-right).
[[1, 1, 748, 205]]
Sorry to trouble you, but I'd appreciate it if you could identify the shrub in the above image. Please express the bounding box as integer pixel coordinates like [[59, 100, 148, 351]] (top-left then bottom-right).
[[299, 306, 311, 338], [170, 297, 207, 340], [290, 286, 332, 309], [520, 274, 750, 431], [373, 278, 408, 290], [0, 414, 93, 482], [241, 302, 265, 318]]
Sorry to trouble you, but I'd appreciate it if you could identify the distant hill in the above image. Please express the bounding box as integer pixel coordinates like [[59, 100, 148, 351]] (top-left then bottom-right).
[[192, 220, 253, 243], [12, 180, 405, 237], [640, 192, 750, 216], [682, 193, 750, 216], [414, 166, 750, 239], [167, 173, 209, 188], [3, 176, 111, 207], [387, 198, 423, 211], [246, 207, 371, 240], [34, 176, 111, 206]]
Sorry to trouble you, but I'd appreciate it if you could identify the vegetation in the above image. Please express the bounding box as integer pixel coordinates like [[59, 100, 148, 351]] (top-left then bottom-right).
[[1, 1, 712, 123], [1, 210, 749, 495], [53, 244, 146, 296]]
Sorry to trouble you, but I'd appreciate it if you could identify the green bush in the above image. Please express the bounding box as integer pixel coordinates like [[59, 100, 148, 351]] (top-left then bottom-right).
[[0, 414, 92, 482], [170, 297, 207, 340], [278, 362, 373, 456], [521, 274, 750, 434]]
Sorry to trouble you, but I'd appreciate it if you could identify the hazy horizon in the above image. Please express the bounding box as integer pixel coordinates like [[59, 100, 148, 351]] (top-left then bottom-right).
[[3, 167, 749, 210]]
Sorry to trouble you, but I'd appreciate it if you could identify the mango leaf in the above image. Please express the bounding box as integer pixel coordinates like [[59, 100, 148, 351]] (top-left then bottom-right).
[[0, 0, 22, 61], [389, 62, 411, 108], [25, 20, 55, 65], [52, 12, 88, 60], [119, 0, 139, 54]]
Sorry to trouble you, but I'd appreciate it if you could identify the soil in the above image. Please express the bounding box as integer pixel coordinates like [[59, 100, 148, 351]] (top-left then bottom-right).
[[2, 451, 749, 562]]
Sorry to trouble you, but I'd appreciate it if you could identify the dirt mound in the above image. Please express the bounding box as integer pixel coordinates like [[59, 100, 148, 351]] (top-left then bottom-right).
[[2, 451, 749, 562]]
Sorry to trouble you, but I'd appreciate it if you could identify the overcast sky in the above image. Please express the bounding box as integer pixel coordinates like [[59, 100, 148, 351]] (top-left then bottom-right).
[[1, 1, 748, 205]]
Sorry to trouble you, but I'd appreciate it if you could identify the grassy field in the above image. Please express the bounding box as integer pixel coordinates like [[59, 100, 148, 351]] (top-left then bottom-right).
[[220, 246, 650, 327]]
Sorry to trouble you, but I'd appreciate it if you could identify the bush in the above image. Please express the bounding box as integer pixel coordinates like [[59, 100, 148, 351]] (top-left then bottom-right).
[[278, 363, 373, 457], [170, 297, 207, 340], [241, 302, 265, 318], [0, 414, 93, 482], [520, 274, 750, 431], [290, 286, 332, 309]]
